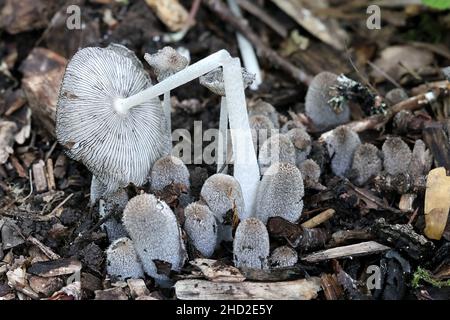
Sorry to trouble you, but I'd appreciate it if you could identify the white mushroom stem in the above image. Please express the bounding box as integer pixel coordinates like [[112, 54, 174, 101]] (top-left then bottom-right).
[[217, 97, 228, 173], [115, 50, 260, 217], [163, 91, 171, 134], [227, 0, 262, 91]]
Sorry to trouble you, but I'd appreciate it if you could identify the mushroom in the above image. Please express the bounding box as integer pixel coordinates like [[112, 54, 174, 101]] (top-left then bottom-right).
[[258, 133, 296, 175], [382, 137, 412, 176], [350, 143, 382, 186], [183, 202, 218, 258], [248, 100, 279, 128], [280, 120, 306, 134], [122, 194, 186, 280], [269, 246, 298, 269], [299, 159, 325, 191], [305, 72, 350, 131], [99, 188, 129, 242], [255, 162, 304, 224], [144, 47, 189, 134], [105, 49, 260, 217], [200, 173, 245, 242], [249, 114, 275, 154], [233, 217, 270, 270], [286, 128, 312, 166], [56, 44, 171, 201], [150, 155, 190, 192], [323, 125, 361, 177], [408, 139, 432, 184], [199, 67, 255, 174], [106, 237, 144, 281]]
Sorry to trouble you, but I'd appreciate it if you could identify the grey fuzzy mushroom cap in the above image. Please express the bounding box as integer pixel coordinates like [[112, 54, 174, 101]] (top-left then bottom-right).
[[100, 188, 129, 242], [258, 134, 296, 175], [199, 67, 254, 96], [106, 237, 144, 281], [324, 125, 361, 177], [382, 137, 412, 175], [249, 115, 275, 153], [269, 246, 298, 268], [144, 46, 189, 82], [408, 139, 432, 181], [255, 162, 304, 224], [286, 128, 312, 166], [200, 173, 246, 220], [350, 143, 382, 186], [56, 45, 170, 194], [122, 194, 186, 280], [248, 100, 279, 128], [184, 202, 218, 258], [150, 155, 190, 192], [305, 72, 350, 131], [299, 159, 324, 190], [233, 218, 270, 270]]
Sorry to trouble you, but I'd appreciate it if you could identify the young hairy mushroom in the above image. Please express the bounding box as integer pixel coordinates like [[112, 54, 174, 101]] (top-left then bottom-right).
[[247, 100, 279, 128], [100, 188, 129, 242], [249, 115, 275, 154], [144, 47, 189, 134], [299, 159, 325, 191], [150, 155, 190, 192], [122, 194, 186, 281], [56, 44, 170, 201], [255, 162, 304, 224], [305, 71, 350, 131], [258, 133, 296, 175], [106, 237, 144, 281], [269, 246, 298, 269], [233, 218, 270, 270], [382, 137, 412, 176], [350, 143, 382, 186], [183, 202, 218, 258], [286, 128, 312, 166]]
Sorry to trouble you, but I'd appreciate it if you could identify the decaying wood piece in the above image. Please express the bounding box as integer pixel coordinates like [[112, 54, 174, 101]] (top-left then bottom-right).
[[423, 122, 450, 171], [6, 268, 40, 300], [373, 218, 434, 260], [329, 229, 374, 247], [127, 279, 150, 299], [302, 241, 390, 263], [0, 121, 17, 164], [27, 235, 61, 260], [20, 48, 67, 137], [28, 258, 82, 277], [320, 273, 344, 300], [190, 259, 246, 282], [145, 0, 189, 31], [239, 266, 305, 282], [267, 217, 329, 252], [46, 158, 56, 191], [32, 160, 47, 193], [301, 209, 335, 228], [175, 278, 321, 300]]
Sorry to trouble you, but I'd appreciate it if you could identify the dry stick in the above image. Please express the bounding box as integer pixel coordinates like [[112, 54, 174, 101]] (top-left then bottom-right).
[[320, 85, 450, 141], [301, 209, 335, 228], [203, 0, 313, 85], [236, 0, 288, 38], [48, 193, 73, 216]]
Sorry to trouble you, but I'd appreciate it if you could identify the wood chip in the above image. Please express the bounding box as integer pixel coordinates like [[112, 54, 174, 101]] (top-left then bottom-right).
[[190, 259, 246, 282], [28, 258, 82, 277], [9, 155, 27, 178], [320, 273, 344, 300], [29, 275, 64, 297], [46, 158, 56, 191], [32, 160, 47, 193], [20, 48, 67, 137], [175, 277, 321, 300], [145, 0, 189, 31], [27, 235, 61, 260], [301, 241, 390, 263], [6, 268, 40, 300], [0, 121, 17, 164], [127, 279, 150, 299], [95, 287, 128, 300]]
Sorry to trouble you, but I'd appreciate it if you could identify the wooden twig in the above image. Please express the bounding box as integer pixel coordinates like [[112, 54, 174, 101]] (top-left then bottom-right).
[[202, 0, 313, 85], [301, 209, 335, 228], [48, 193, 73, 216], [236, 0, 288, 38], [301, 241, 390, 263], [27, 235, 61, 260], [175, 278, 321, 300]]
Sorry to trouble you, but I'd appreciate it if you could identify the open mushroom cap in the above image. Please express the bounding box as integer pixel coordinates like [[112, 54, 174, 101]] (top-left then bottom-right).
[[144, 46, 189, 82], [56, 45, 170, 194], [233, 218, 270, 270], [199, 67, 255, 96], [106, 237, 144, 281], [255, 162, 304, 224]]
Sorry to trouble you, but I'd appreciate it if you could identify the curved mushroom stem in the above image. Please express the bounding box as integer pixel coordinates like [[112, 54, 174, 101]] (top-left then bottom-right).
[[217, 97, 228, 173], [115, 50, 260, 217]]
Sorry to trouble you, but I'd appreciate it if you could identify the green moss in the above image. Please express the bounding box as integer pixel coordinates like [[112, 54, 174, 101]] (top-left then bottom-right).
[[412, 267, 450, 288], [422, 0, 450, 10]]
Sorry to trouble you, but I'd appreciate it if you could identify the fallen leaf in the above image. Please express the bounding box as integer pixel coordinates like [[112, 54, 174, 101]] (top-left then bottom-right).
[[0, 121, 17, 164]]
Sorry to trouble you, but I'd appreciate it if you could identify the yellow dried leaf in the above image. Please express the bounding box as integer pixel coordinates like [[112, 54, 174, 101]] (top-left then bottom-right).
[[145, 0, 189, 32], [424, 167, 450, 240]]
